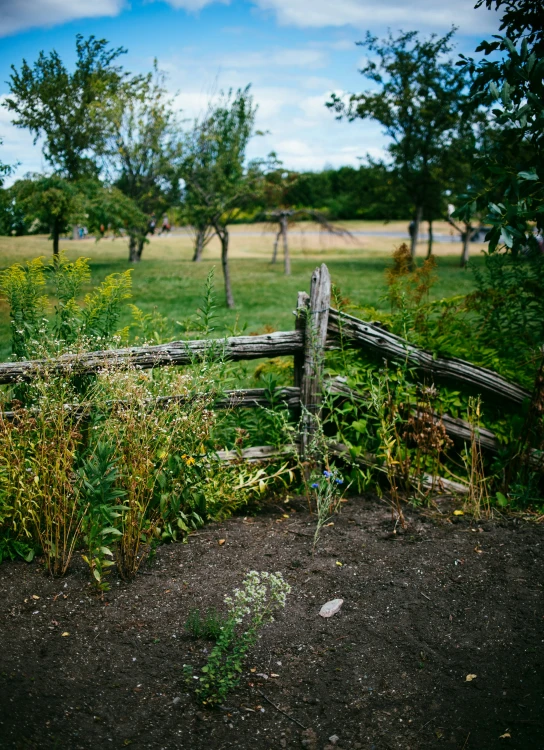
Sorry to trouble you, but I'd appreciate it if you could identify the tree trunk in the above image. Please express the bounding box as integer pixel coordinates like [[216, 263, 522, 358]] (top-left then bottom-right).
[[193, 227, 205, 262], [426, 220, 434, 258], [129, 235, 141, 263], [271, 226, 281, 264], [460, 224, 471, 267], [281, 216, 291, 276], [219, 227, 235, 309], [410, 205, 423, 260]]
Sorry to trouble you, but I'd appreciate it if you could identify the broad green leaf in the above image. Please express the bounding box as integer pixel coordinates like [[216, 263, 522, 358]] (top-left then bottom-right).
[[495, 492, 509, 507]]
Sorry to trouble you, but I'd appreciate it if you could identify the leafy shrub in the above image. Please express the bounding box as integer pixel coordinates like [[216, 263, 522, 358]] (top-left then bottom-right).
[[0, 254, 299, 579], [0, 254, 132, 363]]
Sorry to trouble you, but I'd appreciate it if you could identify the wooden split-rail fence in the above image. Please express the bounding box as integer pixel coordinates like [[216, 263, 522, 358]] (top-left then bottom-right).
[[0, 264, 530, 490]]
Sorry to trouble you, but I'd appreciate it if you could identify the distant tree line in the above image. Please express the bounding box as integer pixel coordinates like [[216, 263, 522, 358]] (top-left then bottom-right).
[[252, 163, 413, 222]]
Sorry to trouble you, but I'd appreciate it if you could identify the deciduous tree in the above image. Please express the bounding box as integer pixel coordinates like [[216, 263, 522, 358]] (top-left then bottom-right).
[[182, 88, 259, 308], [4, 34, 127, 180], [328, 30, 472, 259], [107, 64, 182, 262]]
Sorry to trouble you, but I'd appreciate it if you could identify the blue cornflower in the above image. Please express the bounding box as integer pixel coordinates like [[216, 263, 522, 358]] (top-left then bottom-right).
[[335, 478, 344, 485], [323, 470, 332, 478], [311, 482, 319, 488]]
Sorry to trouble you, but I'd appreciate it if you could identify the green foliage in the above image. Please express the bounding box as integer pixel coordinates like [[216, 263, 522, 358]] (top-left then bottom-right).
[[108, 63, 182, 261], [0, 259, 298, 580], [0, 138, 14, 189], [0, 532, 35, 563], [185, 571, 290, 706], [282, 163, 411, 221], [181, 87, 260, 306], [372, 246, 544, 389], [0, 256, 47, 359], [78, 441, 126, 591], [324, 247, 544, 511], [129, 304, 173, 345], [0, 380, 87, 576], [0, 254, 132, 362], [328, 30, 480, 231], [185, 608, 224, 641], [194, 267, 218, 336], [10, 174, 85, 254], [4, 34, 128, 180], [469, 253, 544, 363], [456, 0, 544, 254], [309, 467, 345, 549]]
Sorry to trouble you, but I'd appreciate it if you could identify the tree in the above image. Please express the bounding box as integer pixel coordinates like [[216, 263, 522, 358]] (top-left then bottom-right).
[[327, 30, 472, 259], [11, 174, 85, 257], [107, 64, 182, 263], [84, 181, 147, 243], [4, 35, 127, 181], [3, 36, 137, 257], [262, 208, 353, 276], [455, 0, 544, 255], [182, 88, 259, 308]]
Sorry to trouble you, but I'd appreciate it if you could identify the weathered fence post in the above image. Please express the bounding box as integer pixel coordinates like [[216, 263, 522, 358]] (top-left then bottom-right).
[[293, 291, 309, 388], [299, 264, 331, 463]]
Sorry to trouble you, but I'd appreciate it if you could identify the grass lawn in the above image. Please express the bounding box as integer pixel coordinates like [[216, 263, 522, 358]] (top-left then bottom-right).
[[0, 221, 485, 362]]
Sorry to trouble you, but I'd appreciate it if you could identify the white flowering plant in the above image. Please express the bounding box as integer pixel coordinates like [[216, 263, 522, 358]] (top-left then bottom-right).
[[185, 570, 291, 705]]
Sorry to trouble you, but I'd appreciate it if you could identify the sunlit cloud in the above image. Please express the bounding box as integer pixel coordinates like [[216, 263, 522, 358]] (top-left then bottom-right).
[[0, 0, 125, 38]]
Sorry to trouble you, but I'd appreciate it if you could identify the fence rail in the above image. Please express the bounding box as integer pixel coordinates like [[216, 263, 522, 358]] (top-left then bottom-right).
[[0, 331, 303, 385], [327, 308, 529, 406]]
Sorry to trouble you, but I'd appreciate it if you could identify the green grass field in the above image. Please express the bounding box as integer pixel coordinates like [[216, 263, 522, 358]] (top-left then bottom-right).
[[0, 221, 484, 361]]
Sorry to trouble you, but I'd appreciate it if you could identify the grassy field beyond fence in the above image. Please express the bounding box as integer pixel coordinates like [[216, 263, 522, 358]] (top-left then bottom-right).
[[0, 221, 485, 361]]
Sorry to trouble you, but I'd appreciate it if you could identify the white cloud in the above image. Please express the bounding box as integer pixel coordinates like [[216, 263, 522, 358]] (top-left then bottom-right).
[[253, 0, 499, 31], [0, 0, 126, 38], [163, 0, 500, 34], [0, 0, 501, 42]]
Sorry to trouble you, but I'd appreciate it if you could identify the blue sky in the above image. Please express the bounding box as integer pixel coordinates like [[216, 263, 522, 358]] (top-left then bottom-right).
[[0, 0, 500, 182]]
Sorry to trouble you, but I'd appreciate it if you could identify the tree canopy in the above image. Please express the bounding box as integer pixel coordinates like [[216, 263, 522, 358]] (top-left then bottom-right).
[[107, 64, 182, 262], [5, 35, 128, 181], [455, 0, 544, 254], [327, 29, 479, 257]]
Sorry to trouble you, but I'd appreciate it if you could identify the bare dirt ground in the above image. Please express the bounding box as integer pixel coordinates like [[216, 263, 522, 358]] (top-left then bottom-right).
[[0, 495, 543, 750]]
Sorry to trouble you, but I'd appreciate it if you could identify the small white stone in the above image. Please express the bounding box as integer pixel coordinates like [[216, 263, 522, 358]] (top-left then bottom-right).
[[319, 599, 344, 618]]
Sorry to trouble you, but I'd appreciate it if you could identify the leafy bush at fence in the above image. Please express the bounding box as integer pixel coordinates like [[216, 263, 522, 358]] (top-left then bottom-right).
[[0, 257, 294, 584], [326, 247, 544, 512], [377, 244, 544, 388]]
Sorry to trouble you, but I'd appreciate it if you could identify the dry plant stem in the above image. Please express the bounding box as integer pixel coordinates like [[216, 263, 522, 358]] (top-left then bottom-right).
[[36, 415, 84, 575], [463, 398, 490, 519]]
